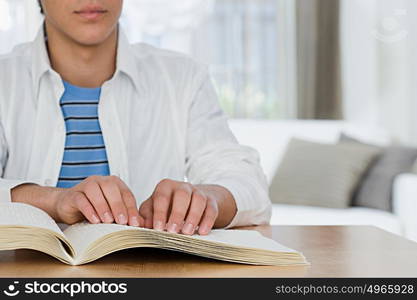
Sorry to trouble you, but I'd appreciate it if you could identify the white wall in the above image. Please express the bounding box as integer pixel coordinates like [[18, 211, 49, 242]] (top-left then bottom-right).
[[0, 0, 42, 55], [341, 0, 417, 146]]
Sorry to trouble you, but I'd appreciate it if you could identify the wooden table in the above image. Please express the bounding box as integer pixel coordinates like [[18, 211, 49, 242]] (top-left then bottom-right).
[[1, 226, 417, 277]]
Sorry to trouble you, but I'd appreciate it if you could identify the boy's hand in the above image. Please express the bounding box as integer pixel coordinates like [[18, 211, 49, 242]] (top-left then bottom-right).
[[11, 176, 142, 227], [12, 177, 237, 233], [54, 175, 142, 226], [138, 179, 237, 235]]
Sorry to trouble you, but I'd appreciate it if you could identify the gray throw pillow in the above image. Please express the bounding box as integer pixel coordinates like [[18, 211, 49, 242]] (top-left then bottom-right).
[[339, 133, 417, 211], [269, 138, 381, 209]]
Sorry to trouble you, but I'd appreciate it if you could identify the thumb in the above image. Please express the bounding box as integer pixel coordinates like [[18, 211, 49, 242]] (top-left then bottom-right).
[[139, 198, 154, 229]]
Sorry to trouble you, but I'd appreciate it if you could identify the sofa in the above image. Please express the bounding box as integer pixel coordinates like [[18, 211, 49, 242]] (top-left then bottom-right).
[[228, 119, 417, 242]]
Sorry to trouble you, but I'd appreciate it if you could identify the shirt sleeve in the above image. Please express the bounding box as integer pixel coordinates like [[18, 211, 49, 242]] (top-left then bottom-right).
[[0, 121, 33, 203], [185, 66, 272, 228]]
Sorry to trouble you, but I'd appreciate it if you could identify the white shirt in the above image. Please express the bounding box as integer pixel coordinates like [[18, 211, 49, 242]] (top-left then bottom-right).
[[0, 27, 271, 228]]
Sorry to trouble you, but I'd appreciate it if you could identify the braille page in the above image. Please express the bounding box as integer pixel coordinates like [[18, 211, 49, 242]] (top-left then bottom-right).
[[63, 222, 298, 255], [63, 222, 131, 256], [0, 202, 63, 235], [188, 229, 298, 253]]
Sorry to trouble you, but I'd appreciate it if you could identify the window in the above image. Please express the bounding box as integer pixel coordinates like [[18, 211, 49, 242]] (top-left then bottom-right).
[[0, 0, 297, 119], [122, 0, 297, 119]]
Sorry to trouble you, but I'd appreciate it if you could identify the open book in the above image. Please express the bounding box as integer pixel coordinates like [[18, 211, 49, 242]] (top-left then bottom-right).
[[0, 202, 308, 266]]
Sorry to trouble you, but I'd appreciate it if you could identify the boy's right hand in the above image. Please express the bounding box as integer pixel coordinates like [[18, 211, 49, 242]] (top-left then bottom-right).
[[12, 176, 143, 227], [54, 175, 142, 226]]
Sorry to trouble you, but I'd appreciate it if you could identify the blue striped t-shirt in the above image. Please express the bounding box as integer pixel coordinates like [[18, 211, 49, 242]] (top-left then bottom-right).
[[57, 81, 110, 188]]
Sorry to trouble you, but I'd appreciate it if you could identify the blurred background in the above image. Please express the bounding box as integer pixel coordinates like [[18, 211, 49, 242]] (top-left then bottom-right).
[[1, 0, 416, 241]]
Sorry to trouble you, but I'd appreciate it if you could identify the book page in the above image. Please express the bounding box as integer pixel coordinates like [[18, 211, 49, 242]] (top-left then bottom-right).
[[63, 222, 298, 257], [0, 202, 63, 236], [183, 229, 298, 253], [63, 222, 134, 256]]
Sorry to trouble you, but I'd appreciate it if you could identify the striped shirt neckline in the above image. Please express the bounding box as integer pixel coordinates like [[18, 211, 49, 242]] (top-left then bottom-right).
[[57, 81, 110, 188]]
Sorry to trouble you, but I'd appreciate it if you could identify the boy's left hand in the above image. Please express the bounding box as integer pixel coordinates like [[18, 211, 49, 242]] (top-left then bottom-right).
[[138, 179, 236, 235]]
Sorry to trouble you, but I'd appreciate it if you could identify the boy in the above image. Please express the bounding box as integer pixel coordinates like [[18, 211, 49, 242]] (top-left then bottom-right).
[[0, 0, 271, 235]]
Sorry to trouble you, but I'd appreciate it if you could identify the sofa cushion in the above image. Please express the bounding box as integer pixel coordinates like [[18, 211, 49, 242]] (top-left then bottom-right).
[[227, 119, 390, 182], [340, 133, 417, 211], [269, 138, 381, 209], [270, 204, 402, 235]]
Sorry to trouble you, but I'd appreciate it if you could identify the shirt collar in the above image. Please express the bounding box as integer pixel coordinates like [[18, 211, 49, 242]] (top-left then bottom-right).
[[116, 28, 141, 91], [31, 24, 141, 95], [31, 25, 53, 96]]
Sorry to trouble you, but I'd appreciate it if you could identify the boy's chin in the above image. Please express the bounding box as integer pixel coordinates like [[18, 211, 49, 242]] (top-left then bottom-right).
[[69, 27, 117, 47]]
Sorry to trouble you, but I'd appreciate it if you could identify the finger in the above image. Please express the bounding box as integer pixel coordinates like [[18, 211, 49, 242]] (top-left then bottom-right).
[[139, 199, 153, 229], [134, 211, 145, 228], [152, 192, 171, 231], [100, 177, 128, 225], [198, 198, 219, 235], [116, 180, 140, 227], [182, 190, 207, 235], [152, 181, 173, 231], [137, 215, 145, 227], [166, 184, 192, 233], [82, 179, 114, 224], [73, 192, 101, 224]]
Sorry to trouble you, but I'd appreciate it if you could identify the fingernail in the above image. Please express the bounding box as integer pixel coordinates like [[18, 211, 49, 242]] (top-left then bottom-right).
[[167, 223, 178, 233], [103, 212, 114, 223], [91, 214, 100, 224], [118, 214, 127, 225], [154, 221, 164, 231], [130, 216, 139, 227], [199, 225, 210, 235], [182, 223, 194, 235]]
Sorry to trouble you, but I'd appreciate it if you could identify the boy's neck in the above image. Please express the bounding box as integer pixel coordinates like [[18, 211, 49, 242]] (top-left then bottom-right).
[[44, 22, 118, 88]]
